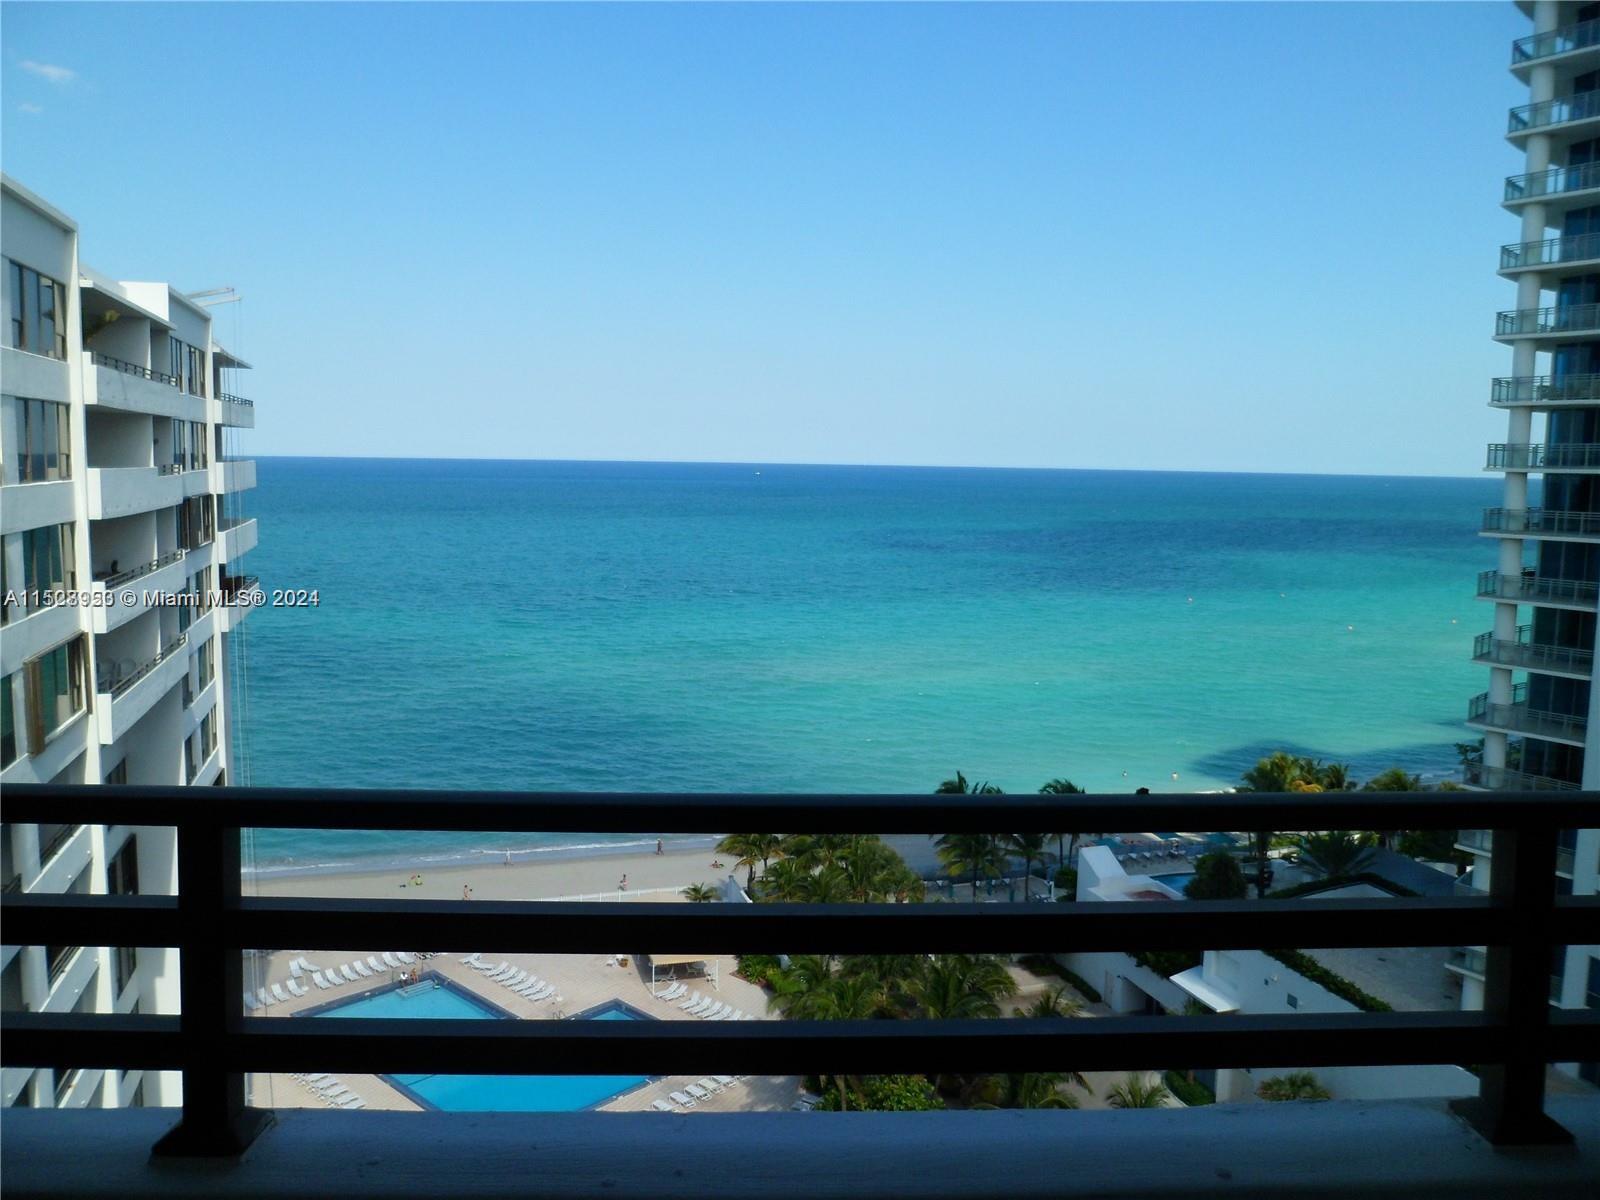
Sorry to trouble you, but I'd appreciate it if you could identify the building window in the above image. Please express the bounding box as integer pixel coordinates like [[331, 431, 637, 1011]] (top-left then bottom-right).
[[108, 835, 138, 896], [191, 420, 206, 468], [186, 346, 205, 397], [26, 636, 85, 750], [45, 944, 78, 986], [103, 759, 127, 785], [20, 523, 75, 605], [201, 709, 217, 758], [197, 638, 215, 689], [168, 335, 183, 383], [1, 673, 15, 768], [3, 396, 71, 484], [114, 944, 137, 998], [4, 259, 67, 360]]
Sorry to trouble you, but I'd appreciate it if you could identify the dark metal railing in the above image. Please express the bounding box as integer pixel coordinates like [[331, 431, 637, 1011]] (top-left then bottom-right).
[[37, 823, 84, 869], [1472, 625, 1595, 674], [1461, 766, 1581, 794], [1500, 230, 1600, 270], [1508, 88, 1600, 134], [1486, 441, 1600, 470], [90, 351, 178, 388], [1467, 687, 1589, 741], [1491, 372, 1600, 405], [99, 549, 184, 591], [217, 393, 253, 408], [1512, 18, 1600, 65], [1495, 301, 1600, 337], [1482, 507, 1600, 537], [0, 786, 1594, 1156], [100, 634, 187, 700], [1475, 569, 1600, 605], [1504, 160, 1600, 203]]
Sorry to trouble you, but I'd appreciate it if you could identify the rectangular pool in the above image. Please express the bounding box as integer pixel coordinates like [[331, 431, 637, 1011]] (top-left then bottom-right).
[[1150, 872, 1195, 893], [304, 979, 651, 1111]]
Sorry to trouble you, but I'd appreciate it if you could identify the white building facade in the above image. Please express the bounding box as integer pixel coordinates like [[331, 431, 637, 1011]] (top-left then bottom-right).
[[0, 175, 258, 1109], [1457, 0, 1600, 1088]]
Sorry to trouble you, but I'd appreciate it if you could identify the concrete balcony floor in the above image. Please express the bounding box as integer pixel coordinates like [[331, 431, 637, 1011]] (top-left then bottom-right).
[[3, 1096, 1597, 1200]]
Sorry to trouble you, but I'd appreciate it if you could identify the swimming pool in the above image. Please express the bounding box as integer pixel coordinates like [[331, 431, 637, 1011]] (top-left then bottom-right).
[[303, 978, 652, 1111], [1150, 872, 1195, 894]]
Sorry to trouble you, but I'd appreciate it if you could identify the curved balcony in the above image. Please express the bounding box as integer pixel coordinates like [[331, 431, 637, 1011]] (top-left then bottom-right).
[[1507, 88, 1600, 139], [1473, 626, 1594, 676], [1504, 159, 1600, 207], [1490, 373, 1600, 407], [1466, 686, 1588, 745], [1486, 442, 1600, 470], [1460, 763, 1582, 792], [1512, 17, 1600, 71], [1475, 569, 1600, 607], [1499, 230, 1600, 273], [1494, 302, 1600, 340], [1481, 507, 1600, 539]]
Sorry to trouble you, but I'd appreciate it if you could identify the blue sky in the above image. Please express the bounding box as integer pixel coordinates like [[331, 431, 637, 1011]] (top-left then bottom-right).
[[2, 2, 1527, 474]]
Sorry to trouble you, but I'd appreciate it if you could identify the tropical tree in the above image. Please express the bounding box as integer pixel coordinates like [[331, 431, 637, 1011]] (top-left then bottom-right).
[[1183, 851, 1248, 900], [933, 831, 1008, 902], [1019, 985, 1083, 1021], [782, 833, 852, 871], [1038, 778, 1087, 865], [1239, 752, 1319, 898], [906, 954, 1017, 1021], [715, 833, 784, 890], [935, 771, 971, 794], [1106, 1073, 1173, 1109], [681, 883, 719, 903], [1316, 762, 1357, 791], [1006, 832, 1054, 899], [758, 857, 813, 902], [1295, 830, 1375, 879], [972, 1072, 1080, 1109], [1364, 767, 1424, 792], [812, 1074, 944, 1111], [1257, 1071, 1332, 1102], [766, 954, 842, 1020]]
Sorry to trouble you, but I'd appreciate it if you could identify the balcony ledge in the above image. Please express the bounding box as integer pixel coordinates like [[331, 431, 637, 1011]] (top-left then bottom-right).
[[3, 1097, 1597, 1200]]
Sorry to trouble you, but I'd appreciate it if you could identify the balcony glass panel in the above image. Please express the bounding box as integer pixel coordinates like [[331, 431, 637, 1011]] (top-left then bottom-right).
[[1512, 18, 1600, 65], [1508, 88, 1600, 134], [1495, 302, 1600, 336], [1505, 159, 1600, 201], [1500, 231, 1600, 270], [1491, 373, 1600, 404], [1481, 507, 1600, 536]]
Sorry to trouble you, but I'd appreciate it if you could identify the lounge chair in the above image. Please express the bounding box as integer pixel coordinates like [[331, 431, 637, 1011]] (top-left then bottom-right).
[[382, 952, 403, 970], [311, 971, 331, 990], [288, 960, 304, 979], [459, 952, 483, 966], [651, 1099, 676, 1113], [357, 961, 378, 978], [243, 991, 258, 1011], [668, 1090, 696, 1108], [527, 985, 555, 1002], [716, 1008, 741, 1021], [397, 952, 416, 965], [713, 1075, 736, 1087], [270, 983, 291, 1003], [320, 1086, 352, 1103], [698, 1077, 724, 1094], [336, 1094, 364, 1108], [286, 978, 309, 998], [679, 991, 704, 1010], [681, 996, 709, 1016], [703, 1002, 731, 1020], [304, 1074, 329, 1084], [258, 988, 276, 1007], [366, 956, 385, 974], [341, 964, 361, 983], [505, 970, 529, 988], [685, 1083, 711, 1102]]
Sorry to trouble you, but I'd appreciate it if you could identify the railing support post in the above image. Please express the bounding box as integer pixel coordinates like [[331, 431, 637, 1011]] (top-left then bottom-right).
[[1450, 824, 1573, 1147], [151, 819, 271, 1157]]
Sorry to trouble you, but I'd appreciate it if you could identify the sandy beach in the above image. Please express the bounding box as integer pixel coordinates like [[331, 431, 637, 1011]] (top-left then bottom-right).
[[248, 844, 739, 901]]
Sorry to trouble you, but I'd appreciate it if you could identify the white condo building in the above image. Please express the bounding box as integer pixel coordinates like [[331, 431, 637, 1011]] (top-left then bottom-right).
[[0, 175, 258, 1108], [1458, 1, 1600, 1087]]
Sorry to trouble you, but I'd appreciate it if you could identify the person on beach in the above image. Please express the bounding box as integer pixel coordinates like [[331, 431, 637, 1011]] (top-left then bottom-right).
[[505, 850, 512, 866], [655, 839, 663, 855], [462, 884, 473, 900], [619, 874, 628, 891]]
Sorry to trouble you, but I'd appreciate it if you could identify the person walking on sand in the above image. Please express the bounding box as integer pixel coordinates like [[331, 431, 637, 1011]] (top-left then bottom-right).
[[619, 874, 628, 891], [462, 884, 473, 900], [655, 839, 663, 856]]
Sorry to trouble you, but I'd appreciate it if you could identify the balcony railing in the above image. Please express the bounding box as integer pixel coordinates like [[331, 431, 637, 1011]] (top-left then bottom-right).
[[217, 392, 253, 408], [1, 785, 1596, 1157], [1486, 442, 1600, 470], [1448, 946, 1488, 977], [1495, 302, 1600, 337], [1491, 372, 1600, 405], [1557, 845, 1576, 876], [98, 549, 184, 591], [1504, 159, 1600, 203], [37, 823, 83, 868], [1460, 766, 1581, 794], [90, 351, 178, 388], [1475, 569, 1600, 605], [1512, 18, 1600, 65], [1473, 625, 1595, 674], [99, 634, 187, 700], [220, 574, 260, 604], [1499, 230, 1600, 270], [1467, 689, 1589, 741], [1508, 88, 1600, 134], [1481, 507, 1600, 537]]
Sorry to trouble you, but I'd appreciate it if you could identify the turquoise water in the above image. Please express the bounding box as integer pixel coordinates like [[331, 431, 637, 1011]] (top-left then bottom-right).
[[236, 459, 1498, 873], [1150, 872, 1196, 892], [309, 983, 649, 1111]]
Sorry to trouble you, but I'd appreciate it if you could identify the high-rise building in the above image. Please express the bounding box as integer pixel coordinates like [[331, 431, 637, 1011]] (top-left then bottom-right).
[[0, 175, 259, 1108], [1458, 0, 1600, 1086]]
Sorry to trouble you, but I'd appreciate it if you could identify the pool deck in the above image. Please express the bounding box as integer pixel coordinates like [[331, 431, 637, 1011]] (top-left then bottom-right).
[[245, 947, 799, 1114]]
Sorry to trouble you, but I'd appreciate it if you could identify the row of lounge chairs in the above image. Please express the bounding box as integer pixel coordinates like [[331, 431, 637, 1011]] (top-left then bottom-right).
[[657, 985, 753, 1021], [1114, 846, 1195, 866], [653, 1076, 743, 1110], [289, 1072, 366, 1109], [460, 953, 564, 1007], [242, 952, 419, 1010]]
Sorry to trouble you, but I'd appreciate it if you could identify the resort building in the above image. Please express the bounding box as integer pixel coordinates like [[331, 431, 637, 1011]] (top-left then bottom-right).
[[1459, 0, 1600, 1085], [0, 175, 258, 1109]]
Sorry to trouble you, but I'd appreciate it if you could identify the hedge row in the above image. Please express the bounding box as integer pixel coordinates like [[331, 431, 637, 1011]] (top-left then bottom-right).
[[1016, 955, 1102, 1004], [1264, 948, 1393, 1013], [1163, 1070, 1215, 1107]]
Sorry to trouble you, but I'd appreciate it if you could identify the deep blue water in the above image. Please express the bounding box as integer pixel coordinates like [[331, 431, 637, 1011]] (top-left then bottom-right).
[[235, 458, 1499, 873]]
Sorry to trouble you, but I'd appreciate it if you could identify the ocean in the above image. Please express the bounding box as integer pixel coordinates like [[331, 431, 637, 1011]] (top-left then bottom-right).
[[235, 458, 1499, 875]]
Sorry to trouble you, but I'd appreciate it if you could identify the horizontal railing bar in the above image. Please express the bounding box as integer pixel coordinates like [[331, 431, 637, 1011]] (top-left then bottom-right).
[[5, 1011, 1597, 1075], [1, 784, 1593, 831], [6, 894, 1593, 954]]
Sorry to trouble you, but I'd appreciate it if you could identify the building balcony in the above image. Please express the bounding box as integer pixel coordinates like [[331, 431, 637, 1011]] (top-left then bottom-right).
[[1505, 159, 1600, 215], [1481, 506, 1600, 540], [1512, 17, 1600, 74], [93, 634, 187, 745], [1466, 687, 1588, 746], [1490, 372, 1600, 408], [214, 458, 256, 495], [1507, 88, 1600, 140], [86, 467, 184, 521], [217, 516, 258, 561], [84, 353, 203, 423], [1557, 845, 1576, 877], [1475, 569, 1600, 609], [1494, 301, 1600, 340], [216, 391, 255, 429], [1459, 766, 1581, 794], [1485, 441, 1600, 471], [1454, 827, 1495, 852], [1499, 230, 1600, 274], [1472, 626, 1594, 677], [88, 550, 186, 634], [1446, 945, 1487, 980]]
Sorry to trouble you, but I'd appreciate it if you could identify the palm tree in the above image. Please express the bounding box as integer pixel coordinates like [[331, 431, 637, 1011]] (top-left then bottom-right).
[[803, 862, 853, 904], [1038, 778, 1087, 866], [1006, 832, 1054, 899], [766, 954, 839, 1020], [715, 833, 782, 891], [1317, 762, 1356, 791], [907, 954, 1018, 1020], [972, 1072, 1079, 1110], [1239, 752, 1319, 899], [1257, 1071, 1332, 1102], [932, 832, 1008, 901], [935, 771, 970, 794], [783, 833, 852, 870], [758, 857, 813, 902], [680, 883, 719, 903], [1106, 1073, 1172, 1109], [1294, 830, 1375, 878], [1019, 985, 1083, 1021]]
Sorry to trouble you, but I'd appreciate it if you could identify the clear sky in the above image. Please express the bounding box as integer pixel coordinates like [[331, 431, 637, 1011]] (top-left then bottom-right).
[[2, 1, 1527, 475]]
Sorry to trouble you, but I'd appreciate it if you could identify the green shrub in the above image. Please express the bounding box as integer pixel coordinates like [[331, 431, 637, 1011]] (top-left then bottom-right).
[[1054, 866, 1078, 899], [1184, 851, 1248, 900], [1163, 1071, 1215, 1106], [735, 954, 781, 987], [812, 1075, 945, 1111], [1257, 1071, 1332, 1102], [1264, 948, 1392, 1013], [1132, 949, 1202, 978], [1016, 955, 1102, 1004]]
